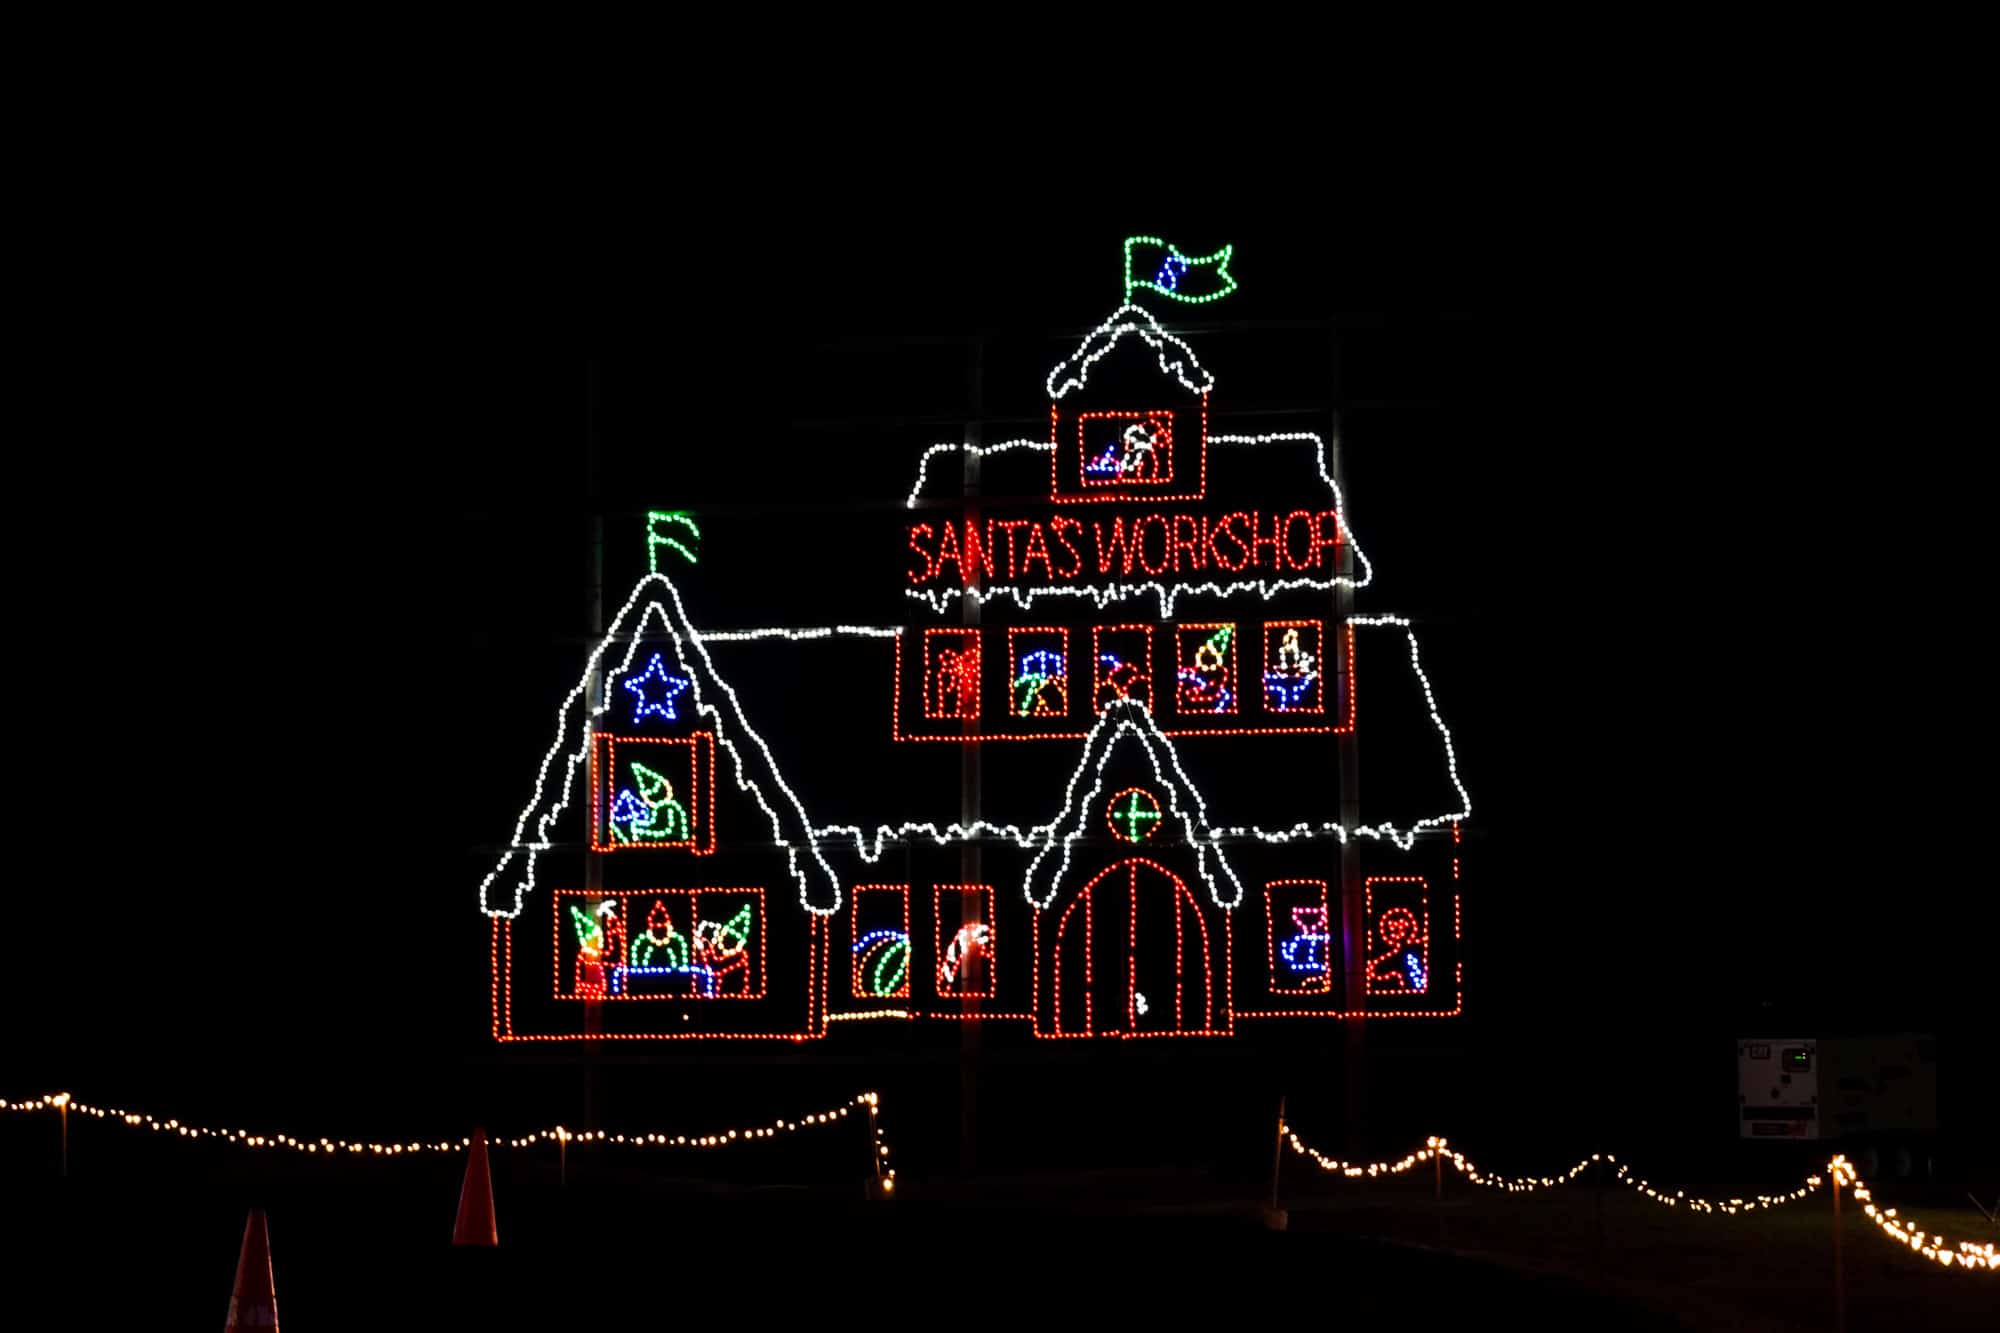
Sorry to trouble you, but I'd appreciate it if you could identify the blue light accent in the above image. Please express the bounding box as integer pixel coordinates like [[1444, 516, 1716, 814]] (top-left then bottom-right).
[[1263, 669, 1319, 710], [1085, 442, 1124, 476], [1018, 650, 1065, 678], [1403, 951, 1428, 992], [1155, 254, 1189, 292], [622, 653, 691, 723], [609, 788, 649, 826], [609, 963, 717, 997], [852, 928, 908, 956], [1280, 933, 1331, 974]]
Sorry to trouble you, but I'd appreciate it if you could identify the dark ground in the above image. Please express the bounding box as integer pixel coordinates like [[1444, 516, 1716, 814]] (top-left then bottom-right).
[[3, 1105, 1990, 1330]]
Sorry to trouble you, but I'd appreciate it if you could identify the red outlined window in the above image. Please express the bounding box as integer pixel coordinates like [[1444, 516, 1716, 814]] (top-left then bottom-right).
[[1007, 627, 1070, 719], [1265, 880, 1333, 995], [1173, 623, 1239, 715], [934, 884, 995, 999], [1364, 877, 1430, 998], [553, 888, 764, 1001], [923, 628, 981, 721], [590, 732, 715, 854], [1050, 396, 1208, 505], [1092, 624, 1154, 713], [1261, 620, 1326, 715], [850, 884, 912, 1000], [1077, 410, 1175, 489]]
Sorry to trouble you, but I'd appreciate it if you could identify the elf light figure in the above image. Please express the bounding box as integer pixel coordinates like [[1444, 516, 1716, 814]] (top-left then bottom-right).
[[609, 763, 691, 843], [569, 900, 625, 998], [1177, 626, 1235, 712]]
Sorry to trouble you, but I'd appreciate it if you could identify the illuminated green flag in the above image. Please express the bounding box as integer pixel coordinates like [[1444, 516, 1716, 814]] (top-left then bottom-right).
[[1123, 237, 1238, 305], [646, 510, 699, 572]]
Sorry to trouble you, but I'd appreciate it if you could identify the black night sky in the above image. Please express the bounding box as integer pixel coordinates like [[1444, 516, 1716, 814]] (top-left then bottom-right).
[[10, 216, 1993, 1191]]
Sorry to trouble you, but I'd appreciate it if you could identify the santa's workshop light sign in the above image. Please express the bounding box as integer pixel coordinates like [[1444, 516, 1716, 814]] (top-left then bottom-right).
[[479, 239, 1469, 1042]]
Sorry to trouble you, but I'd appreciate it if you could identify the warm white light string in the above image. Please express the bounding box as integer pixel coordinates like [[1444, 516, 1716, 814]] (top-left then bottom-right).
[[1282, 1129, 1997, 1275], [1045, 303, 1216, 399], [0, 1092, 891, 1183], [901, 433, 1377, 618], [812, 618, 1469, 862]]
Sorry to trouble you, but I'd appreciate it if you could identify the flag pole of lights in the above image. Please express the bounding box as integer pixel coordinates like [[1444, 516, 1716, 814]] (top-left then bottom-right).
[[0, 1092, 891, 1185], [1281, 1124, 1997, 1275]]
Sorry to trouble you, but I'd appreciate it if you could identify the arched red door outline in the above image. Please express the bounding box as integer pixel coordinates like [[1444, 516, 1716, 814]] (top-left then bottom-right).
[[1051, 857, 1228, 1036]]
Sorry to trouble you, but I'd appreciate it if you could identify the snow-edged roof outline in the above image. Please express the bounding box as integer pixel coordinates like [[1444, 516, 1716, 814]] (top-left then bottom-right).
[[902, 432, 1376, 617], [1021, 697, 1247, 911], [815, 616, 1469, 862], [476, 570, 842, 919], [1045, 303, 1216, 399]]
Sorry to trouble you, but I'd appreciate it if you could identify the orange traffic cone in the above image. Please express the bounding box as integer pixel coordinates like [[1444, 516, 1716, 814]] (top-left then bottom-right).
[[223, 1207, 279, 1331], [452, 1128, 497, 1246]]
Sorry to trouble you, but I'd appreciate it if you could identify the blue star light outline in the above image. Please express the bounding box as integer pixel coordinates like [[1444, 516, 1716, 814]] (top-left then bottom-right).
[[622, 653, 690, 723]]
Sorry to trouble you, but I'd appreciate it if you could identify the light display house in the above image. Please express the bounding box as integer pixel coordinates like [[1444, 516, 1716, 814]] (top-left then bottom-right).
[[479, 245, 1470, 1042]]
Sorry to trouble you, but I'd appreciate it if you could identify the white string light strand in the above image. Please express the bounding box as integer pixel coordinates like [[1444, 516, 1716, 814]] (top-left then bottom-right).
[[697, 626, 900, 642], [1281, 1129, 1996, 1275], [904, 439, 1054, 510], [1044, 303, 1216, 399], [0, 1092, 891, 1182]]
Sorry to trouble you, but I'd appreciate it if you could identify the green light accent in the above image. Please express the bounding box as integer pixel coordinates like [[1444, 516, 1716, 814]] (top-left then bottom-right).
[[1123, 236, 1238, 305], [712, 903, 753, 956], [869, 937, 910, 997], [631, 762, 671, 805], [631, 799, 689, 842], [646, 511, 700, 573], [1203, 625, 1234, 659], [568, 905, 603, 952], [1013, 672, 1051, 716], [1112, 789, 1162, 842], [632, 919, 688, 969], [620, 762, 692, 841]]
